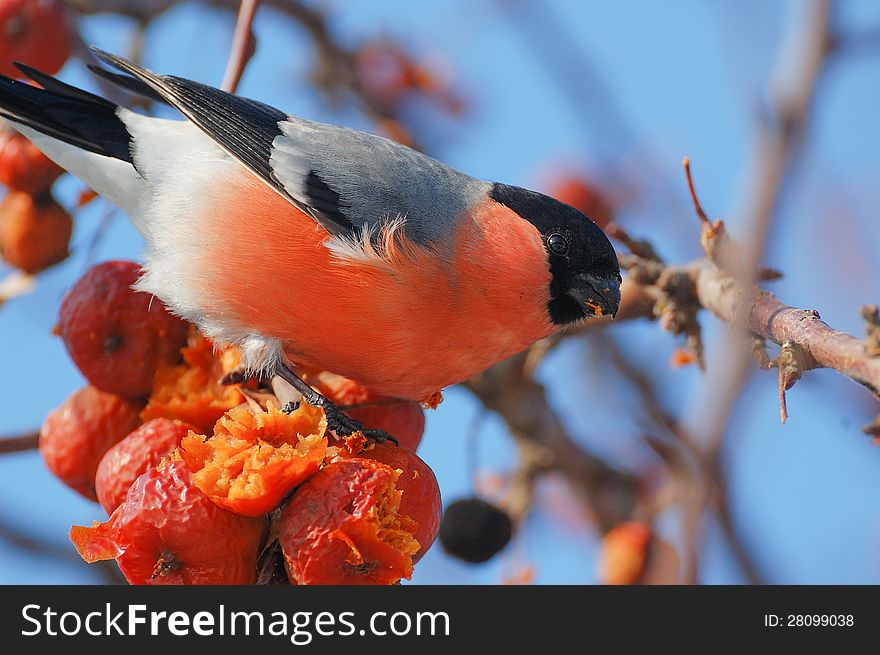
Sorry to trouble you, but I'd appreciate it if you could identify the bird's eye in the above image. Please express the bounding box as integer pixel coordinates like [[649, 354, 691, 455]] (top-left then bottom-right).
[[547, 233, 569, 255]]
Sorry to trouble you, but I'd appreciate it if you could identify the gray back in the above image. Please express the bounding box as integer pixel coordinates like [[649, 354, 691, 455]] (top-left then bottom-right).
[[270, 116, 489, 245]]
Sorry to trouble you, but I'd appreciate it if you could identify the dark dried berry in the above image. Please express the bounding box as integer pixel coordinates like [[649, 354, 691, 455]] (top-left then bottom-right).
[[438, 497, 512, 564]]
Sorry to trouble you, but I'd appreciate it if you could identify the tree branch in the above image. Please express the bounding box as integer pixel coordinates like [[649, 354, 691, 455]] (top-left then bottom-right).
[[220, 0, 260, 93], [616, 254, 879, 400], [696, 262, 879, 393], [0, 431, 39, 454]]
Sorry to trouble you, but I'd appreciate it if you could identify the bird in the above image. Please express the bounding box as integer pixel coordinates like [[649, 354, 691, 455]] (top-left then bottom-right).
[[0, 49, 621, 440]]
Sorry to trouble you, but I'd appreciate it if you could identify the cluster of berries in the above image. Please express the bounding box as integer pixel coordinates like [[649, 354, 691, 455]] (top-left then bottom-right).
[[41, 260, 440, 584], [0, 0, 73, 274]]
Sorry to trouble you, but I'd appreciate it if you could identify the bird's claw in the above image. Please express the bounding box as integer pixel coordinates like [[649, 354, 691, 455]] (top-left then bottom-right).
[[361, 428, 398, 446], [281, 401, 301, 414], [322, 401, 398, 446]]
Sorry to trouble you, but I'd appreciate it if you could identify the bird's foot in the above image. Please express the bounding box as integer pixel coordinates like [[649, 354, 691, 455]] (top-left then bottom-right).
[[273, 362, 398, 445], [321, 400, 398, 446], [281, 401, 301, 414]]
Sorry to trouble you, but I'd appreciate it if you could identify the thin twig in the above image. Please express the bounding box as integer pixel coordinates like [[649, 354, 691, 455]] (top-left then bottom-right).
[[682, 157, 711, 226], [0, 431, 40, 454], [221, 0, 261, 93]]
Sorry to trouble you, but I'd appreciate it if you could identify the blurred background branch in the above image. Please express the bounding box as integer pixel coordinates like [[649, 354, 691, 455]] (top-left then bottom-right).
[[680, 0, 833, 584]]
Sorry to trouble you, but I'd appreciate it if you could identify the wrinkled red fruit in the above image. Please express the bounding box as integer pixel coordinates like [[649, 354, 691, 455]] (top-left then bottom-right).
[[279, 458, 419, 585], [345, 397, 425, 452], [0, 0, 71, 77], [335, 442, 441, 562], [0, 190, 71, 274], [40, 385, 144, 501], [57, 261, 190, 399], [71, 460, 266, 585], [95, 418, 197, 515], [0, 129, 63, 193]]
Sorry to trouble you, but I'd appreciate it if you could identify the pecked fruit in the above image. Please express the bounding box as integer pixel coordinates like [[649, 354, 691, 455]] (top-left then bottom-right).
[[333, 441, 441, 562], [95, 418, 198, 515], [0, 190, 71, 274], [177, 402, 327, 517], [40, 385, 144, 501], [70, 460, 267, 585], [141, 332, 243, 433], [278, 458, 420, 585], [57, 260, 190, 399]]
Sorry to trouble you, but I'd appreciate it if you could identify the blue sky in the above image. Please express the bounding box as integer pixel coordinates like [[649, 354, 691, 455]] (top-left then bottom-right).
[[1, 0, 879, 584]]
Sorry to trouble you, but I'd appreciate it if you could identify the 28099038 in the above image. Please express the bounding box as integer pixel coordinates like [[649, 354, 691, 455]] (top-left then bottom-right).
[[763, 614, 854, 627]]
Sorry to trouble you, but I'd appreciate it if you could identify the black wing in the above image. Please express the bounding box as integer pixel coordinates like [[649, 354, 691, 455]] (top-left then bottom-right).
[[0, 63, 132, 163]]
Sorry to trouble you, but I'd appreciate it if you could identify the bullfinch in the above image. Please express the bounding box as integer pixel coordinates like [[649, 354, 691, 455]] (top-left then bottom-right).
[[0, 50, 621, 440]]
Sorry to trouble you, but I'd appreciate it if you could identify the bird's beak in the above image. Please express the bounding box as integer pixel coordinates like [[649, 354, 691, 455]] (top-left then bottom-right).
[[570, 274, 621, 318]]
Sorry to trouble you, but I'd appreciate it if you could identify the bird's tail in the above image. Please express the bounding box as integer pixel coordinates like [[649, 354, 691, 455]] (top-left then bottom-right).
[[0, 64, 140, 213]]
